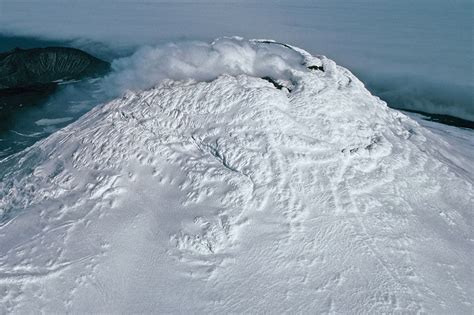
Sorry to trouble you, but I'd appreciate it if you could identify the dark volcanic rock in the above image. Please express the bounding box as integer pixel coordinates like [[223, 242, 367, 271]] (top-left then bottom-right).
[[261, 76, 285, 90], [0, 47, 110, 89], [308, 65, 324, 72]]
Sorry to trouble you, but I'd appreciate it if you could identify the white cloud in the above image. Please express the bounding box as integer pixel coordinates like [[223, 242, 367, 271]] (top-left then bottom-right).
[[102, 38, 306, 95]]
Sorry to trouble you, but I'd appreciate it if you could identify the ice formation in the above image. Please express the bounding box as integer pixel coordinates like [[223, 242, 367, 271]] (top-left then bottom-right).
[[0, 38, 472, 313]]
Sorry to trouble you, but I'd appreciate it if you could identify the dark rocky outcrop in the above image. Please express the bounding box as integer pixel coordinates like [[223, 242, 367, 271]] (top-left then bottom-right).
[[308, 65, 324, 72], [0, 47, 110, 89], [261, 76, 285, 90], [0, 47, 110, 119]]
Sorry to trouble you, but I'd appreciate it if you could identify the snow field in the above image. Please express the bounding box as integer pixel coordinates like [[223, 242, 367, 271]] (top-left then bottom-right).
[[0, 39, 472, 313]]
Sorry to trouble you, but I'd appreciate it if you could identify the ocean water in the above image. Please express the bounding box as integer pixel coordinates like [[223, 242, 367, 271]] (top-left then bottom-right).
[[0, 0, 472, 157], [0, 75, 108, 158], [0, 35, 113, 158]]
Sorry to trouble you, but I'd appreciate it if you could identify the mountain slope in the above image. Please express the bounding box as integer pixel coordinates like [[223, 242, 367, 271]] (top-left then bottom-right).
[[0, 47, 109, 89], [0, 39, 472, 313]]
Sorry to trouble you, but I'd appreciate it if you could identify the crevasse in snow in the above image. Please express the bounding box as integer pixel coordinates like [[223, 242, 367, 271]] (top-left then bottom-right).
[[0, 38, 472, 313]]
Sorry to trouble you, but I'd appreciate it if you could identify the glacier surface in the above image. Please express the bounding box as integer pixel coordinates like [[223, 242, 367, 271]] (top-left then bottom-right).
[[0, 38, 472, 313]]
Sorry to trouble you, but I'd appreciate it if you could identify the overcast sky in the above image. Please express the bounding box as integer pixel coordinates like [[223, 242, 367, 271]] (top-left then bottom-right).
[[1, 0, 472, 118]]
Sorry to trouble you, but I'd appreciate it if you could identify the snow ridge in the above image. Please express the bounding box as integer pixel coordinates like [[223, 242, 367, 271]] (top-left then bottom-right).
[[0, 38, 472, 313]]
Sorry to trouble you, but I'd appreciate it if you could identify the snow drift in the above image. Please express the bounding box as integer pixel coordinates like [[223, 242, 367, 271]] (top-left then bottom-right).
[[0, 38, 472, 313]]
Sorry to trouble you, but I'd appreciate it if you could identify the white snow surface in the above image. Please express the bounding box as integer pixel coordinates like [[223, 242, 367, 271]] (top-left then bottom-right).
[[0, 39, 472, 314]]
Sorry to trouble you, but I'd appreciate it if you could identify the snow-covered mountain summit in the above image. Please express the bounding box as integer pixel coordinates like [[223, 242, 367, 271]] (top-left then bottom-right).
[[0, 38, 472, 313]]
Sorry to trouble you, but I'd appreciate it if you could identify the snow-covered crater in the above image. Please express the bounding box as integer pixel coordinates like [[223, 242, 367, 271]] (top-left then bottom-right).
[[0, 38, 472, 313]]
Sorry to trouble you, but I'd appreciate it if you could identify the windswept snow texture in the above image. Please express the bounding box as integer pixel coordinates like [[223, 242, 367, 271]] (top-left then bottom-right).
[[0, 39, 472, 313]]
